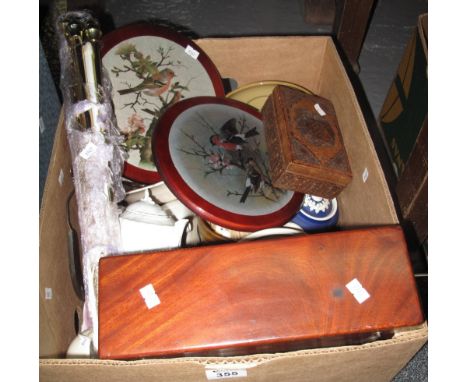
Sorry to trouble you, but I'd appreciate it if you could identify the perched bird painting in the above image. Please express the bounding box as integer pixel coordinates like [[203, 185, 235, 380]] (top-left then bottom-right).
[[240, 157, 265, 203], [117, 68, 175, 97], [178, 112, 283, 205], [209, 118, 259, 151]]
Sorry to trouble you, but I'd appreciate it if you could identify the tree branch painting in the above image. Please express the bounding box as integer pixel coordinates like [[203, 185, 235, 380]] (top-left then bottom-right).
[[176, 113, 286, 204]]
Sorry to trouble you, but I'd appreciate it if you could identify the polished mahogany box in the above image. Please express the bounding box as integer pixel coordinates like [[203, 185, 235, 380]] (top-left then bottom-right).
[[98, 226, 423, 360], [262, 85, 352, 198]]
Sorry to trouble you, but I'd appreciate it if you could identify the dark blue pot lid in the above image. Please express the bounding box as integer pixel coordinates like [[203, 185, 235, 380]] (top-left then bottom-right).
[[298, 195, 338, 222]]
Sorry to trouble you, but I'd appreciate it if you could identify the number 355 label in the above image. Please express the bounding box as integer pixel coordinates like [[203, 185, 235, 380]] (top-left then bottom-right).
[[205, 368, 247, 380]]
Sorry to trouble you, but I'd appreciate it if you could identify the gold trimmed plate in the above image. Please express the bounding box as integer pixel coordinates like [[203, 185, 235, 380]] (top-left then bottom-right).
[[226, 80, 313, 111]]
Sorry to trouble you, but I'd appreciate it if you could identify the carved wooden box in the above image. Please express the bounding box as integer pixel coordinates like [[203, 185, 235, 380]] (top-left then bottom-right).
[[262, 85, 352, 198], [98, 226, 423, 360]]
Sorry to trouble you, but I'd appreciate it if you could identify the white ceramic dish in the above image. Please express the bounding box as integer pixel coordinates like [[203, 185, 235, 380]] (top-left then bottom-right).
[[239, 226, 303, 242], [125, 181, 177, 204]]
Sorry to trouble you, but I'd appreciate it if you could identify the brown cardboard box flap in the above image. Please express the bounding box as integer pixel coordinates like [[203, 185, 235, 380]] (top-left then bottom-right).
[[40, 324, 427, 382]]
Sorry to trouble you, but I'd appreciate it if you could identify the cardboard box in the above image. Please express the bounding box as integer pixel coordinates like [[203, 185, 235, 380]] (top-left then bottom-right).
[[39, 36, 427, 381], [379, 14, 428, 177]]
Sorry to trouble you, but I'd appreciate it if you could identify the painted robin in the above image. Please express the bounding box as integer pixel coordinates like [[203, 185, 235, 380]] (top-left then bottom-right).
[[117, 68, 175, 97], [240, 157, 264, 203], [209, 118, 259, 151]]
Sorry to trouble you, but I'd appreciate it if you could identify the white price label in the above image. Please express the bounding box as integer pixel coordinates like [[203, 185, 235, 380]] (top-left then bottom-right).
[[79, 142, 97, 160], [205, 369, 247, 380], [58, 168, 64, 186], [346, 278, 370, 304], [314, 103, 326, 116], [139, 284, 160, 309], [362, 167, 369, 183], [45, 288, 53, 300], [185, 45, 200, 59]]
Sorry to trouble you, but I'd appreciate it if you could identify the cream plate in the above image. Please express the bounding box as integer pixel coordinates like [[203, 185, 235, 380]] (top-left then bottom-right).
[[226, 80, 313, 111], [239, 226, 304, 242]]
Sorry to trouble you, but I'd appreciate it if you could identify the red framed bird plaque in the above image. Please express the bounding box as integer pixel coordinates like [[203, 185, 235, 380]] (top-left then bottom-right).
[[152, 97, 303, 231], [101, 24, 225, 184]]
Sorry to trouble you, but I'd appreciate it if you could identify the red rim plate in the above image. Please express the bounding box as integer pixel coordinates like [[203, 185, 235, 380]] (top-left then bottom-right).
[[101, 24, 225, 185], [152, 96, 303, 232]]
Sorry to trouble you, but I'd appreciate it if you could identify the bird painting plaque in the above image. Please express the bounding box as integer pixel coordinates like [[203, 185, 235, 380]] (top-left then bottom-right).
[[153, 97, 303, 231], [101, 24, 225, 184]]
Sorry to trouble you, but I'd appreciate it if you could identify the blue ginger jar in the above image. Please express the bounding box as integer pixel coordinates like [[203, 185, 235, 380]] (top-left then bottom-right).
[[290, 194, 339, 232]]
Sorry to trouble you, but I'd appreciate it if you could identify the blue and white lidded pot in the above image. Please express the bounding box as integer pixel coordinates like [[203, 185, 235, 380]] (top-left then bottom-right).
[[290, 194, 339, 232]]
